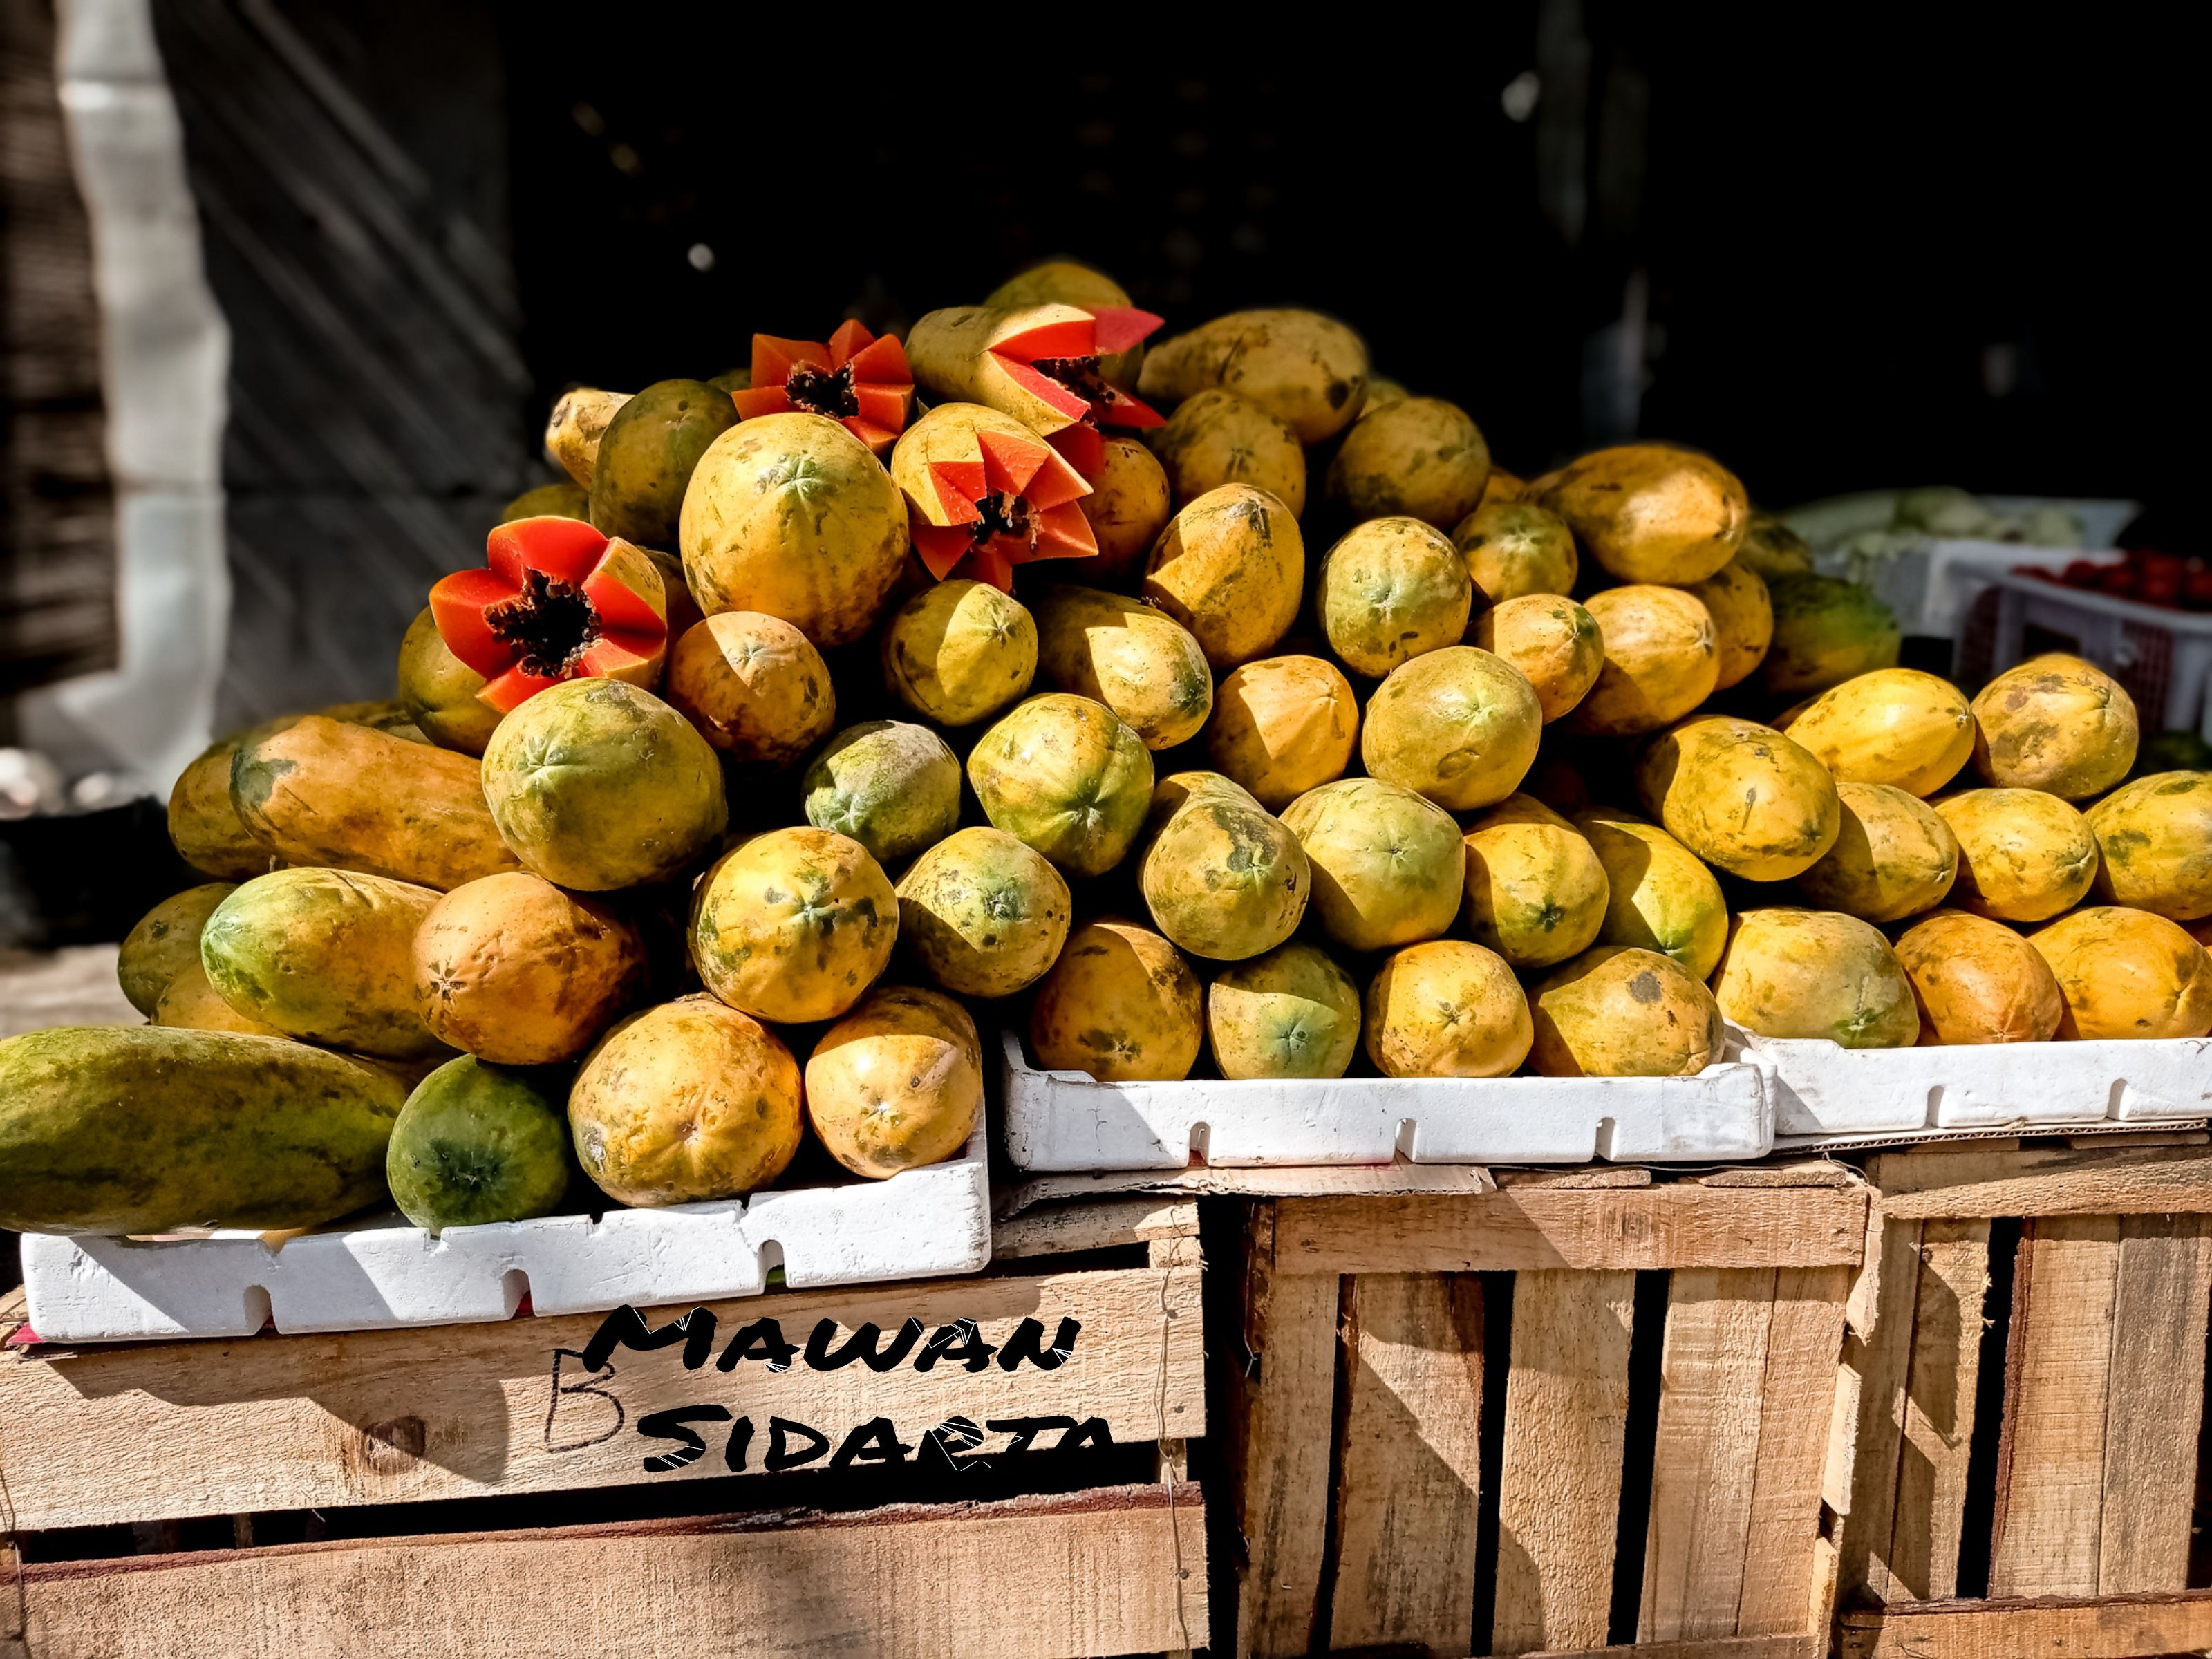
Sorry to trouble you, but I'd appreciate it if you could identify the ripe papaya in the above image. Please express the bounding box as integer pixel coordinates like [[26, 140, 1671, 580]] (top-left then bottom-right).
[[2086, 771, 2212, 920], [1143, 483, 1304, 669], [806, 986, 985, 1178], [1208, 941, 1364, 1080], [117, 882, 236, 1015], [1029, 917, 1203, 1083], [1971, 653, 2138, 799], [1138, 772, 1309, 962], [1634, 714, 1841, 882]]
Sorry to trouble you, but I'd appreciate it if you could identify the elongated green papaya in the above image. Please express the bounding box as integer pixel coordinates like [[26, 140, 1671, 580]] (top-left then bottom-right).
[[200, 868, 451, 1060], [0, 1026, 406, 1234]]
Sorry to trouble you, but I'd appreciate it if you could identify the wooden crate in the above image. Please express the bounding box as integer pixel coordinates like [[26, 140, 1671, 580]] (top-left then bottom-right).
[[0, 1199, 1207, 1659], [1836, 1136, 2212, 1659], [1227, 1167, 1870, 1658]]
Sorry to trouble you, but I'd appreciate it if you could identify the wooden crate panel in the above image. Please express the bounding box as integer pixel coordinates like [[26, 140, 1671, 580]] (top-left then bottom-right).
[[0, 1265, 1201, 1533], [3, 1483, 1206, 1659], [1839, 1587, 2212, 1659]]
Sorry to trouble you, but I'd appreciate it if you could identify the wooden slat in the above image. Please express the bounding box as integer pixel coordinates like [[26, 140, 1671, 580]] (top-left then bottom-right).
[[1640, 1269, 1777, 1642], [0, 1265, 1201, 1533], [1491, 1268, 1636, 1656], [1873, 1143, 2212, 1219], [1531, 1638, 1817, 1659], [990, 1197, 1201, 1259], [2097, 1212, 2212, 1593], [1836, 1217, 1924, 1606], [1327, 1273, 1483, 1653], [1734, 1265, 1850, 1634], [1886, 1218, 1990, 1602], [1230, 1209, 1339, 1659], [12, 1484, 1205, 1659], [1988, 1215, 2121, 1597], [1838, 1587, 2212, 1659], [1272, 1185, 1868, 1275]]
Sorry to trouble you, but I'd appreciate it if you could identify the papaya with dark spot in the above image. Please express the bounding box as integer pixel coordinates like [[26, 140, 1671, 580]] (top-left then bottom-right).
[[1530, 945, 1726, 1077], [1029, 918, 1203, 1082], [894, 826, 1071, 999], [1138, 771, 1309, 962], [688, 827, 897, 1024], [1208, 940, 1362, 1080]]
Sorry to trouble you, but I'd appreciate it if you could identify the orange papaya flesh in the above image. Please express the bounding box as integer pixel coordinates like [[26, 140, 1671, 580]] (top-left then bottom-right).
[[908, 422, 1098, 591], [730, 320, 913, 456], [429, 516, 668, 714]]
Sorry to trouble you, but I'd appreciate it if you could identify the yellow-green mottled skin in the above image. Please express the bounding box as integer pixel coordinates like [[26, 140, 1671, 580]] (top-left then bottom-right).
[[1204, 655, 1359, 811], [1933, 787, 2099, 924], [1712, 908, 1920, 1049], [1452, 498, 1578, 605], [1733, 511, 1814, 581], [1208, 940, 1362, 1080], [1634, 714, 1841, 881], [1894, 909, 2065, 1044], [2088, 771, 2212, 919], [169, 726, 285, 881], [1146, 388, 1307, 516], [1029, 918, 1203, 1082], [1472, 594, 1605, 722], [1138, 771, 1309, 962], [1530, 946, 1726, 1078], [1682, 559, 1773, 691], [1761, 572, 1902, 698], [1363, 939, 1533, 1078], [1531, 444, 1747, 585], [665, 611, 834, 767], [1794, 781, 1959, 924], [1326, 397, 1492, 530], [894, 827, 1071, 998], [689, 827, 897, 1024], [232, 715, 520, 892], [118, 882, 236, 1015], [1971, 653, 2139, 799], [803, 721, 962, 868], [397, 608, 502, 757], [1461, 794, 1610, 968], [1076, 437, 1171, 581], [679, 413, 910, 648], [1142, 485, 1304, 669], [153, 960, 285, 1035], [588, 378, 738, 547], [1280, 777, 1463, 953], [386, 1056, 572, 1233], [1360, 646, 1543, 812], [966, 693, 1154, 877], [481, 679, 727, 892], [201, 868, 451, 1060], [806, 986, 984, 1178], [569, 995, 803, 1207], [0, 1026, 407, 1235], [1574, 810, 1730, 980], [1136, 308, 1369, 444], [1779, 668, 1974, 797], [881, 579, 1038, 728], [2030, 907, 2212, 1041], [1319, 516, 1474, 679], [500, 480, 588, 523], [1033, 585, 1214, 751]]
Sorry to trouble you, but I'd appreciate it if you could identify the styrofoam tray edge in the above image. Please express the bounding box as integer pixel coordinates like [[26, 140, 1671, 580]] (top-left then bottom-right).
[[21, 1115, 992, 1344]]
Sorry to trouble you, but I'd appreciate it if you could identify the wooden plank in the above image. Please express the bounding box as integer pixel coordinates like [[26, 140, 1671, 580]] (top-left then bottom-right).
[[1836, 1217, 1924, 1606], [1529, 1638, 1817, 1659], [0, 1265, 1201, 1533], [1230, 1208, 1339, 1659], [12, 1483, 1206, 1659], [1492, 1268, 1637, 1656], [1988, 1215, 2121, 1597], [1327, 1273, 1483, 1653], [1640, 1269, 1777, 1642], [2097, 1212, 2212, 1593], [1886, 1218, 1989, 1602], [1838, 1587, 2212, 1659], [1873, 1143, 2212, 1219], [990, 1197, 1201, 1259], [1273, 1185, 1868, 1275], [1734, 1264, 1850, 1634], [1688, 1162, 1857, 1188]]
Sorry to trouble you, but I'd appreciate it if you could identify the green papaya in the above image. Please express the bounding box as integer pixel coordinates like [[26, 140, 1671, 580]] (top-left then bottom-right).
[[0, 1026, 406, 1234]]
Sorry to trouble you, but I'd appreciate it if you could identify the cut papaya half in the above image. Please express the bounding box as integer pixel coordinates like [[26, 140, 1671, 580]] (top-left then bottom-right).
[[730, 320, 914, 456], [889, 403, 1098, 591], [429, 516, 669, 713], [906, 302, 1165, 449]]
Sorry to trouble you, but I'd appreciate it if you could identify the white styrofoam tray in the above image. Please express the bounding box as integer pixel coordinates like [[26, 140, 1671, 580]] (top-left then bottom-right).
[[1754, 1033, 2212, 1147], [997, 1031, 1774, 1170], [19, 1115, 991, 1344]]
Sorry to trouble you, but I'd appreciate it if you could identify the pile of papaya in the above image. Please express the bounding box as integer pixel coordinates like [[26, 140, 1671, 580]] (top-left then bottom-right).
[[6, 261, 2210, 1241]]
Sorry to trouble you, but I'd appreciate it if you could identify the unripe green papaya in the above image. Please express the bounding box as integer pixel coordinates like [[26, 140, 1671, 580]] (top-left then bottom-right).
[[0, 1025, 406, 1235]]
